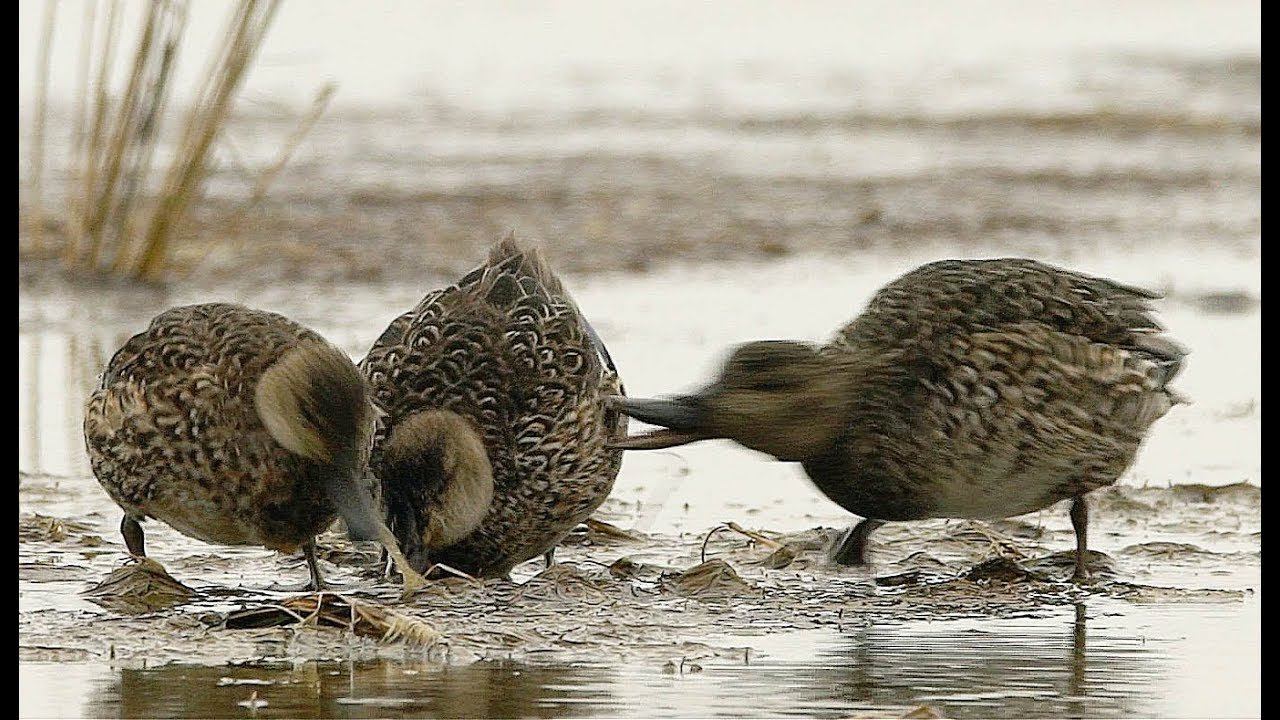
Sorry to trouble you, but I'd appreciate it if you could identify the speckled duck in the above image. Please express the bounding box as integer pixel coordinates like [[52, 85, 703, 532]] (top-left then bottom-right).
[[360, 236, 625, 579], [610, 259, 1186, 580], [83, 303, 424, 591]]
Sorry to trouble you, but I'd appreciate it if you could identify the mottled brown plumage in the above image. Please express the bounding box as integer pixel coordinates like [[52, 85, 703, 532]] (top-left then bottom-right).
[[84, 303, 424, 591], [360, 236, 626, 578], [612, 259, 1186, 580]]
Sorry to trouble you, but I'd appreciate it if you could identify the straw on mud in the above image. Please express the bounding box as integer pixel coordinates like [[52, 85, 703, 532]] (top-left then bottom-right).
[[583, 517, 646, 542], [726, 521, 783, 550], [224, 593, 443, 647], [25, 0, 58, 255]]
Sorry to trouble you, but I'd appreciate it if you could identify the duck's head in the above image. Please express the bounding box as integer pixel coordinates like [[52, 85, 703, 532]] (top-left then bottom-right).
[[609, 340, 848, 461]]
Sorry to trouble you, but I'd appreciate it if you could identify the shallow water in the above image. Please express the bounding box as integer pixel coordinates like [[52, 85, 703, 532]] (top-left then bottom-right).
[[19, 600, 1262, 718]]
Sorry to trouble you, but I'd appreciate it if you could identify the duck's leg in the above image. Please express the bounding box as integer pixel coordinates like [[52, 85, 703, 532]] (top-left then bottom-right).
[[121, 516, 146, 557], [830, 518, 885, 565], [304, 538, 326, 591], [380, 548, 394, 578], [1070, 496, 1090, 582], [543, 548, 556, 569]]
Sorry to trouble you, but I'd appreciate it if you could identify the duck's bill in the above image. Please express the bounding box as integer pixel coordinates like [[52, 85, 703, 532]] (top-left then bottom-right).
[[607, 396, 710, 450]]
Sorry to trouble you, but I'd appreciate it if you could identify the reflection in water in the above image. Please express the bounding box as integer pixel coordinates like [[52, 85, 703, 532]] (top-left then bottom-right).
[[83, 659, 618, 719], [1071, 602, 1087, 700], [795, 603, 1147, 719], [65, 604, 1202, 719], [18, 286, 171, 477]]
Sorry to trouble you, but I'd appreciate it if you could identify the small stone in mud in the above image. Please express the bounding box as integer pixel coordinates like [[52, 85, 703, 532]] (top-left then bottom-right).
[[665, 559, 757, 598], [874, 570, 924, 587], [83, 558, 196, 614], [1022, 550, 1117, 581], [963, 557, 1046, 583]]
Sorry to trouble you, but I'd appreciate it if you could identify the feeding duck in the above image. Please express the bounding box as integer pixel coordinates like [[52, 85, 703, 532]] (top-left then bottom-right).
[[610, 259, 1186, 581], [360, 235, 625, 579], [84, 303, 425, 592]]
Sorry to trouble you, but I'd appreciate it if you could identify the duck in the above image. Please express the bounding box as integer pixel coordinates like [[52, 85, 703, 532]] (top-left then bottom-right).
[[609, 258, 1186, 581], [84, 303, 425, 592], [360, 235, 625, 579]]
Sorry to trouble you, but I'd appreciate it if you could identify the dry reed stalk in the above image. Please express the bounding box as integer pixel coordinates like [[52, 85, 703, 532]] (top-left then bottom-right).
[[130, 0, 282, 280], [62, 0, 97, 264], [70, 0, 122, 265], [55, 0, 291, 281], [79, 0, 166, 269], [107, 1, 188, 273], [177, 81, 337, 277], [244, 82, 336, 209], [25, 0, 59, 256]]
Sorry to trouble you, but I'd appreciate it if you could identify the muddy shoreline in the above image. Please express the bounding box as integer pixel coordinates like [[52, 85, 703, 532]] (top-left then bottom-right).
[[19, 479, 1259, 666]]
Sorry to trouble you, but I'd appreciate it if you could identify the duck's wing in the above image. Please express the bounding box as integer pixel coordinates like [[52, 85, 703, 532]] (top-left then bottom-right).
[[362, 236, 624, 486], [476, 236, 627, 470], [84, 304, 319, 507], [828, 258, 1185, 380], [828, 260, 1186, 499]]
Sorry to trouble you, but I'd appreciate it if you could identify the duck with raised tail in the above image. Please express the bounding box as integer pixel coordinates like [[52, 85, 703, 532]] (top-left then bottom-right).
[[610, 259, 1187, 581], [360, 236, 626, 579]]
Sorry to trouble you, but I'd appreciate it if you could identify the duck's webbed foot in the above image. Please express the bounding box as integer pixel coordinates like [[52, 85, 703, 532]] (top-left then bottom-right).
[[830, 518, 885, 566]]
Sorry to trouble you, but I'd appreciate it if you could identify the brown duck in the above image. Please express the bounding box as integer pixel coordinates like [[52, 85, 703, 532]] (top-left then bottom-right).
[[610, 259, 1186, 580], [360, 237, 625, 579], [84, 303, 424, 591]]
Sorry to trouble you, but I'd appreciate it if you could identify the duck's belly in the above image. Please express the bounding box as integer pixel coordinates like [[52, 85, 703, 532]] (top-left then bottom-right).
[[804, 448, 1118, 522], [94, 451, 333, 552], [921, 469, 1075, 519]]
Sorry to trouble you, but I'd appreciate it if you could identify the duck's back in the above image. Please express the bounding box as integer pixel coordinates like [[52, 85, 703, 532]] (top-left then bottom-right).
[[362, 238, 625, 575], [810, 259, 1186, 520], [84, 304, 335, 547]]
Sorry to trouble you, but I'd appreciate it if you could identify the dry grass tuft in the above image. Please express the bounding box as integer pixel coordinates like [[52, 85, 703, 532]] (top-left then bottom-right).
[[21, 0, 329, 283]]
